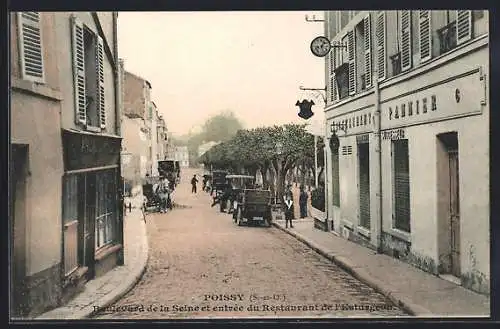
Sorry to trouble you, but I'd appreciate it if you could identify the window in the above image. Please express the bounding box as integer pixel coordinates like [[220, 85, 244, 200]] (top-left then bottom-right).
[[17, 12, 44, 83], [392, 139, 411, 232], [376, 11, 386, 81], [72, 15, 106, 130], [400, 10, 412, 72], [62, 174, 80, 275], [95, 169, 117, 249]]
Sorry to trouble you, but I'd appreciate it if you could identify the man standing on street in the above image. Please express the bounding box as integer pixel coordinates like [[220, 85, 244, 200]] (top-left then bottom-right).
[[283, 185, 294, 228], [191, 174, 198, 194], [284, 190, 294, 228], [299, 185, 308, 218]]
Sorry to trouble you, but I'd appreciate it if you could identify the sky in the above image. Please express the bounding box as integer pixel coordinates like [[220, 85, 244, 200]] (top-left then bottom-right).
[[117, 11, 325, 136]]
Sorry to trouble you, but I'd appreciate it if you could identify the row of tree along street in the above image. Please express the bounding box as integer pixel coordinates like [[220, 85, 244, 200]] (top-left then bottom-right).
[[198, 123, 325, 205]]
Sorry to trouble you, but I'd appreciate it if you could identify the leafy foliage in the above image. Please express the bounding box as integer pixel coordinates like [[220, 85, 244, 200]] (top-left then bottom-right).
[[199, 123, 317, 200]]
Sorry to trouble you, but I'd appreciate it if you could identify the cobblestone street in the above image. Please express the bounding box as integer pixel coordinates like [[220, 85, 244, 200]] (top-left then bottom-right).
[[94, 169, 406, 319]]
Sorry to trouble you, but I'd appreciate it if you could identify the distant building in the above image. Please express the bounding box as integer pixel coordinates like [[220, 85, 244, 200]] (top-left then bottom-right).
[[174, 146, 189, 167], [122, 69, 152, 184]]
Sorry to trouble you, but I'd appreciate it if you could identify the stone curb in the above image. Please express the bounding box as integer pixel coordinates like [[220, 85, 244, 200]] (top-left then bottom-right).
[[271, 222, 433, 317], [84, 212, 150, 319]]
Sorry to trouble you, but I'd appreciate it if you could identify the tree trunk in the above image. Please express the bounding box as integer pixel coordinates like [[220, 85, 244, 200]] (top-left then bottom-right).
[[261, 164, 269, 189], [269, 167, 276, 204], [276, 170, 287, 206]]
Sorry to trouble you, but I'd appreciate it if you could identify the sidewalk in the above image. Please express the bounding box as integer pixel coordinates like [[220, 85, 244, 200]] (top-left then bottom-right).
[[272, 218, 490, 317], [36, 192, 149, 320]]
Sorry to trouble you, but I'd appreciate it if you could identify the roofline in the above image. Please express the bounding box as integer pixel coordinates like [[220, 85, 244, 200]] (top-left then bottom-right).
[[124, 70, 152, 89]]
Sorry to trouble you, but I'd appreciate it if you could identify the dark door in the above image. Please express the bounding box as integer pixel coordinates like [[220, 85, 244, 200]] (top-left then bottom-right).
[[449, 150, 461, 277], [10, 145, 28, 316], [358, 142, 370, 229], [84, 173, 97, 279]]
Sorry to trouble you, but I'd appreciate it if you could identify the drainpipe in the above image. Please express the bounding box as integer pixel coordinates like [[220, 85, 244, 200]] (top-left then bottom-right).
[[113, 11, 124, 265], [324, 120, 329, 231], [374, 67, 383, 253]]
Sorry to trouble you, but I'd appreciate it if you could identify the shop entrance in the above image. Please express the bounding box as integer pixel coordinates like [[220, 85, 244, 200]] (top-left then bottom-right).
[[10, 144, 28, 316], [358, 141, 370, 229], [437, 132, 461, 279]]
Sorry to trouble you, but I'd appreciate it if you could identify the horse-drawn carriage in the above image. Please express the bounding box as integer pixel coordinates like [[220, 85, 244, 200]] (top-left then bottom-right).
[[141, 175, 172, 213]]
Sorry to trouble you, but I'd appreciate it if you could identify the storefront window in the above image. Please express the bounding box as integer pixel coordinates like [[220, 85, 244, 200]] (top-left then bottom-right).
[[95, 169, 117, 249], [62, 174, 80, 275]]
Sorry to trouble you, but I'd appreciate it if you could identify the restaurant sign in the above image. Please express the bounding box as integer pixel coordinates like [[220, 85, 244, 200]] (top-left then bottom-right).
[[380, 68, 484, 129]]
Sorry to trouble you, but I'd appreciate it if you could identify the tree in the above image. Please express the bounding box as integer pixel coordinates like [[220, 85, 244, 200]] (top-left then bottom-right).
[[187, 111, 243, 167], [201, 110, 244, 142]]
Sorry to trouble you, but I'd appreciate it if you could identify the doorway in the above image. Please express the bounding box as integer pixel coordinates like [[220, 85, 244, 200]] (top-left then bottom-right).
[[358, 141, 370, 229], [10, 144, 28, 316], [437, 132, 460, 279]]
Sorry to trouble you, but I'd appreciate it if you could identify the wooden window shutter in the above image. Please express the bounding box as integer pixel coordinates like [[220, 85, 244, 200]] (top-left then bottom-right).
[[376, 11, 386, 81], [71, 15, 86, 125], [347, 29, 356, 95], [17, 12, 44, 83], [330, 52, 338, 102], [419, 10, 432, 62], [96, 35, 106, 129], [364, 14, 372, 88], [456, 10, 472, 45], [400, 10, 412, 72]]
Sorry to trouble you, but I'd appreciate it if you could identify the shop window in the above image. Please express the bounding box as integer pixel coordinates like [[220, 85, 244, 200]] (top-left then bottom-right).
[[95, 169, 117, 249], [62, 174, 81, 275], [392, 139, 411, 232]]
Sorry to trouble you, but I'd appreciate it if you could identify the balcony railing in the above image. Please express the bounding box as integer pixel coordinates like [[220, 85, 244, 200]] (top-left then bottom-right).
[[437, 21, 457, 55], [390, 52, 402, 76], [334, 63, 349, 100]]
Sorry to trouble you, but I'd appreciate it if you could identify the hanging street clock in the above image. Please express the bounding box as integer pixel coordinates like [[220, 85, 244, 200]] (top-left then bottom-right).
[[310, 36, 331, 57]]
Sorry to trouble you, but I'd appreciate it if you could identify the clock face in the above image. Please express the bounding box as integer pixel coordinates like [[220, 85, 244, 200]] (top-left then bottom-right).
[[310, 36, 331, 57]]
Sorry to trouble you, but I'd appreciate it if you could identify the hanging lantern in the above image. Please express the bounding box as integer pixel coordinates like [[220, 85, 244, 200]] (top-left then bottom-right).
[[329, 131, 340, 154]]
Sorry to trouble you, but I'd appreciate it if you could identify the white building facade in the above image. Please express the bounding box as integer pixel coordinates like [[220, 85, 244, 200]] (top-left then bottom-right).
[[324, 10, 489, 294], [174, 146, 190, 167]]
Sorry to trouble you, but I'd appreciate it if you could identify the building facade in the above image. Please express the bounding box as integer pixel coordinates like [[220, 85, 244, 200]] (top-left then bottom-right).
[[156, 114, 168, 161], [323, 10, 489, 294], [10, 11, 124, 318], [174, 146, 190, 167]]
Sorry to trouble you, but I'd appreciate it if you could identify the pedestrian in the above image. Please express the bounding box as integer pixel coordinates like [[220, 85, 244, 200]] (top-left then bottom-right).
[[283, 190, 294, 228], [191, 174, 198, 193], [299, 185, 308, 218]]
